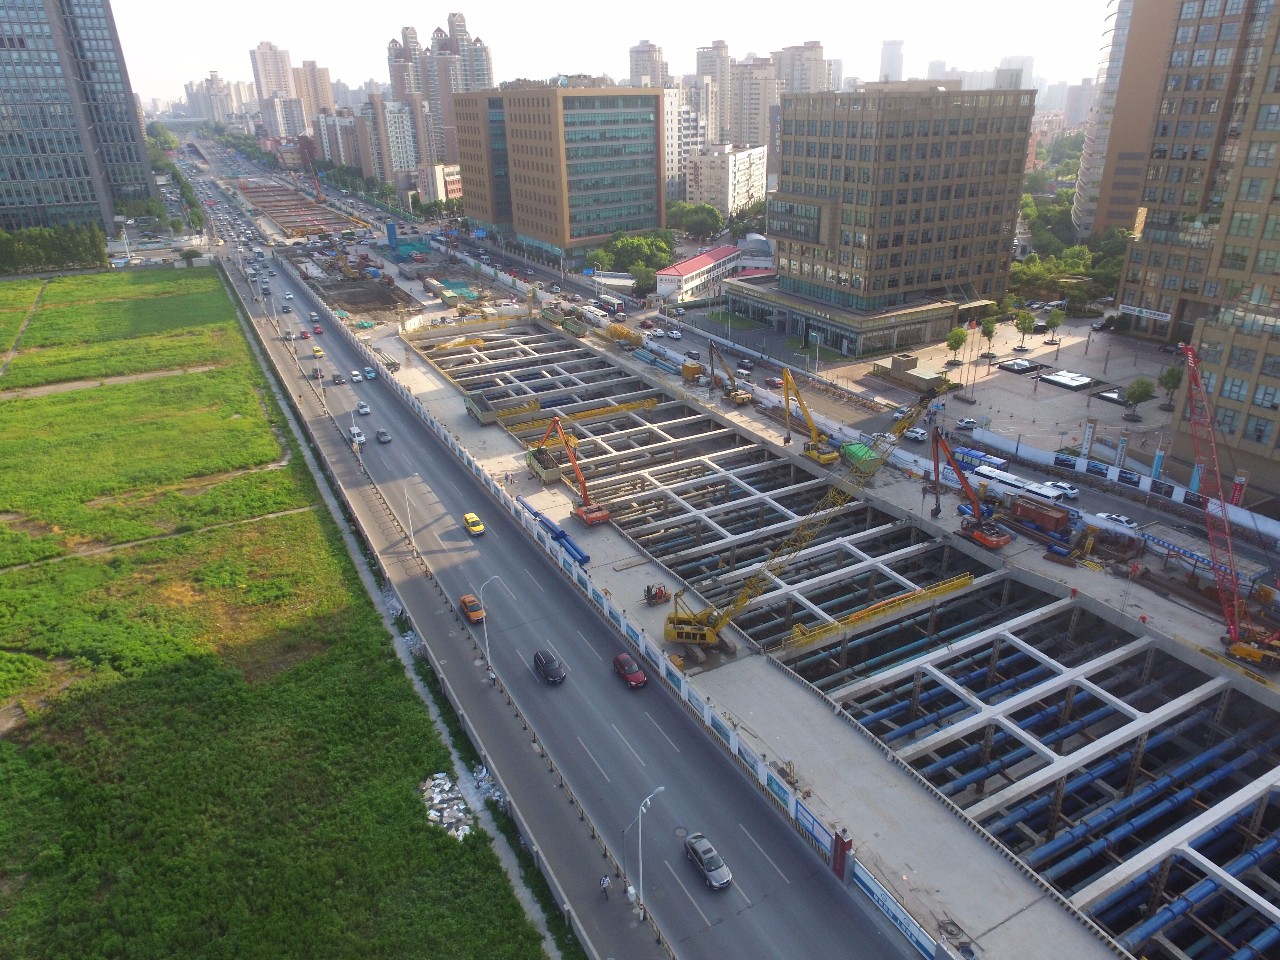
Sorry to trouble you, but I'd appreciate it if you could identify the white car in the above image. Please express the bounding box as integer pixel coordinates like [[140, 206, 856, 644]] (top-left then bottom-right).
[[1045, 481, 1079, 499], [283, 292, 294, 299], [350, 371, 363, 382], [903, 427, 929, 441], [667, 329, 682, 340], [1098, 513, 1138, 530], [650, 329, 665, 338], [357, 401, 371, 416]]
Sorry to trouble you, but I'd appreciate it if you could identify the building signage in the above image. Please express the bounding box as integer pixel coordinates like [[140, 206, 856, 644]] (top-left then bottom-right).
[[1119, 304, 1172, 321], [795, 799, 833, 854], [1080, 418, 1098, 459], [1230, 472, 1249, 505]]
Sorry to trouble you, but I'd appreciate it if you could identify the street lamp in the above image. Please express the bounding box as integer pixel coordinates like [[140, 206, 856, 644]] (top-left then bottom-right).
[[637, 785, 665, 921], [478, 574, 505, 665], [405, 473, 419, 555]]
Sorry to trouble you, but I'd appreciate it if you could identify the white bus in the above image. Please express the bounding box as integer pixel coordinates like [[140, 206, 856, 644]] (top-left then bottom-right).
[[578, 305, 609, 327], [598, 294, 624, 314], [972, 465, 1065, 505]]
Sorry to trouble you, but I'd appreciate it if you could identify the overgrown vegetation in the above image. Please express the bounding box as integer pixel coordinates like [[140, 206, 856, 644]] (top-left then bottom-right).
[[0, 224, 108, 275], [0, 268, 547, 958]]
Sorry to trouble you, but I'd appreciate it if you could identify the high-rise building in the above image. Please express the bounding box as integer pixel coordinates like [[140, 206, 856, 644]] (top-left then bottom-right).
[[696, 41, 734, 143], [293, 60, 336, 133], [454, 87, 664, 267], [0, 0, 157, 233], [729, 57, 778, 148], [685, 143, 767, 217], [1064, 77, 1097, 127], [1073, 0, 1180, 241], [773, 41, 839, 94], [315, 110, 362, 168], [999, 56, 1035, 87], [249, 41, 295, 108], [261, 96, 307, 139], [880, 41, 904, 83], [1114, 1, 1280, 498], [401, 13, 494, 163], [629, 39, 670, 87], [727, 81, 1033, 357]]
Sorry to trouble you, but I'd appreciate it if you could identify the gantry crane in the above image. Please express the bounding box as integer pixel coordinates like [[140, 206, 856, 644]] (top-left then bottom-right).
[[1182, 344, 1280, 669], [707, 343, 752, 405], [665, 389, 935, 660], [529, 417, 611, 526], [781, 369, 840, 464], [929, 428, 1012, 551]]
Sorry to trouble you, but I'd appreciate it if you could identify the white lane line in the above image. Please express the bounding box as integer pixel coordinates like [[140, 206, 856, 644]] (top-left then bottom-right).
[[430, 532, 443, 551], [578, 630, 604, 661], [645, 711, 682, 752], [611, 724, 646, 766], [738, 823, 790, 883], [732, 878, 753, 907], [577, 736, 611, 783], [524, 568, 545, 591], [663, 860, 712, 927]]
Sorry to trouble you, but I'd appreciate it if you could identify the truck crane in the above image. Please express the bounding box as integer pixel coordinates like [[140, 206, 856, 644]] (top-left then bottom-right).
[[707, 343, 752, 405], [781, 369, 840, 465], [929, 428, 1012, 550], [666, 390, 934, 660], [1182, 344, 1280, 669], [529, 417, 611, 526]]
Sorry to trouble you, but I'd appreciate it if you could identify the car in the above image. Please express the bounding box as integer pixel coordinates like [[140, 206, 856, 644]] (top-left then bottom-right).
[[313, 325, 323, 335], [549, 285, 560, 293], [684, 832, 733, 889], [1045, 481, 1079, 499], [667, 329, 682, 340], [463, 512, 485, 536], [570, 294, 583, 302], [1159, 343, 1181, 354], [639, 318, 655, 329], [1099, 513, 1139, 530], [764, 376, 785, 388], [1091, 320, 1110, 331], [533, 649, 566, 684], [651, 329, 665, 338], [522, 268, 534, 276], [309, 312, 319, 321], [685, 350, 701, 361], [299, 330, 311, 339], [892, 406, 911, 421], [356, 401, 371, 415], [284, 292, 294, 299], [955, 418, 979, 430], [674, 307, 686, 317], [459, 593, 484, 624], [350, 371, 363, 382], [281, 305, 292, 313], [332, 373, 346, 384], [903, 427, 929, 441], [736, 358, 754, 370], [376, 428, 391, 443], [613, 652, 647, 689]]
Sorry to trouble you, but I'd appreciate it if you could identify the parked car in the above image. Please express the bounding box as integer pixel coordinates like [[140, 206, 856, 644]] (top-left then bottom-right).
[[639, 318, 655, 329], [1045, 481, 1079, 499], [903, 427, 929, 441], [612, 652, 647, 689], [684, 832, 733, 889], [533, 649, 566, 684], [955, 418, 979, 430]]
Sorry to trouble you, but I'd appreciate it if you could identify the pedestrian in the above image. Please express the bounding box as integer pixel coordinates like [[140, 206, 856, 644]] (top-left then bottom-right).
[[600, 875, 612, 900]]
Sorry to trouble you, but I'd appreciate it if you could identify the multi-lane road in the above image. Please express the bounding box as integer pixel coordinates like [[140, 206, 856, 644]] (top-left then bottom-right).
[[221, 239, 919, 960]]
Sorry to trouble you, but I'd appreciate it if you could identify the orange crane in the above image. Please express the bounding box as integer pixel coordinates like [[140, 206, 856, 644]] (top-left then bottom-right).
[[930, 428, 1012, 551], [1182, 344, 1280, 668], [530, 417, 611, 526]]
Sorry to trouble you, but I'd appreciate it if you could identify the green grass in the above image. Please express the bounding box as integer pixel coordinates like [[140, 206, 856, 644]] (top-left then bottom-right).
[[22, 288, 231, 348], [0, 279, 44, 311], [0, 268, 549, 959], [36, 269, 221, 306], [707, 309, 769, 331]]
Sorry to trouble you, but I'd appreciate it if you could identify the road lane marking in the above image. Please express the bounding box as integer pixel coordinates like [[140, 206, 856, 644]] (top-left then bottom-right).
[[645, 712, 682, 752], [739, 823, 790, 883], [611, 724, 646, 766], [576, 737, 611, 783], [524, 568, 545, 590], [578, 630, 604, 660], [663, 860, 712, 927]]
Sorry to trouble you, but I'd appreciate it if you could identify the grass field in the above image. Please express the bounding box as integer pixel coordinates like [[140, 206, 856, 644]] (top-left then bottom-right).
[[0, 269, 548, 959]]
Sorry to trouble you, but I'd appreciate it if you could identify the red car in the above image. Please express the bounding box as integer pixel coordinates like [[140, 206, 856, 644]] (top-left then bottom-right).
[[639, 318, 655, 329], [299, 330, 311, 340], [764, 377, 784, 388], [613, 652, 647, 689], [313, 324, 324, 335]]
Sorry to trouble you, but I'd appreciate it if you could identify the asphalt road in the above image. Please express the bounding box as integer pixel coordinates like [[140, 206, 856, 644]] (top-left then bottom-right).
[[224, 242, 920, 960]]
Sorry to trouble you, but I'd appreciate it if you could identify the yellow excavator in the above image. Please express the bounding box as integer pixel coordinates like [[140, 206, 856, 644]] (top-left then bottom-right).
[[665, 388, 934, 660], [707, 343, 753, 405], [781, 369, 840, 464]]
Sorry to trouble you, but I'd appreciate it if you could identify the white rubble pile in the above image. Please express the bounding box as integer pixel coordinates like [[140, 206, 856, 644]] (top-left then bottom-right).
[[420, 772, 473, 840], [472, 764, 504, 805]]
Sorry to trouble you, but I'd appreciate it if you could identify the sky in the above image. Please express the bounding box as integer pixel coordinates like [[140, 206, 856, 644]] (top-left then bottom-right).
[[113, 0, 1119, 103]]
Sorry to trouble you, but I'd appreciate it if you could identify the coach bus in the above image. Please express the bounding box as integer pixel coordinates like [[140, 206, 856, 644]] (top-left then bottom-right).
[[972, 465, 1064, 504], [598, 294, 624, 314]]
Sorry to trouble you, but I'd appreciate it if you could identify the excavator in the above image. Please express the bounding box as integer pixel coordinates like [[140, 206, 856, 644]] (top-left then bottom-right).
[[929, 428, 1012, 551], [707, 343, 752, 405], [781, 369, 840, 465], [665, 389, 935, 661], [528, 417, 611, 526]]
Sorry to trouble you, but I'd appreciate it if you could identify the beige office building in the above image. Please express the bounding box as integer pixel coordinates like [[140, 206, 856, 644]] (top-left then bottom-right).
[[685, 143, 767, 217]]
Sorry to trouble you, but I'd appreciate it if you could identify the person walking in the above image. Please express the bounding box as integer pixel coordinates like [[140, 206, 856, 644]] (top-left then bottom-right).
[[600, 875, 612, 900]]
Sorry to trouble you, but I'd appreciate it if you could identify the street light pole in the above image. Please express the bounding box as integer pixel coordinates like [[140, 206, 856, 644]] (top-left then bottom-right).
[[405, 474, 418, 555], [478, 574, 504, 665], [637, 785, 665, 922]]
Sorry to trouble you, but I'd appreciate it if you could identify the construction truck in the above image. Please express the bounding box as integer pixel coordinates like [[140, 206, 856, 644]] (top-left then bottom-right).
[[928, 428, 1012, 550], [526, 417, 611, 526], [665, 388, 935, 662], [781, 370, 840, 464], [707, 343, 752, 405]]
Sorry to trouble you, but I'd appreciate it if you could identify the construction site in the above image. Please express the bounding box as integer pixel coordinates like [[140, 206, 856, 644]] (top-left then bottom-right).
[[225, 176, 360, 238]]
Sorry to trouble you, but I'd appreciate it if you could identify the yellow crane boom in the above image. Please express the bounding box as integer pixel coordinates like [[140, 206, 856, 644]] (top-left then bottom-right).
[[781, 369, 839, 464]]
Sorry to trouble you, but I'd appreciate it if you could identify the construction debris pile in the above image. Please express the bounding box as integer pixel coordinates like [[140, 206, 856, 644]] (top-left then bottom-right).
[[471, 764, 504, 805], [419, 772, 474, 840]]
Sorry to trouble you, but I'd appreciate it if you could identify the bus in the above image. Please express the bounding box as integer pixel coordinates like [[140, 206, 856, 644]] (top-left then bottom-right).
[[950, 447, 1008, 471], [598, 294, 624, 314], [972, 465, 1064, 504], [579, 305, 609, 328]]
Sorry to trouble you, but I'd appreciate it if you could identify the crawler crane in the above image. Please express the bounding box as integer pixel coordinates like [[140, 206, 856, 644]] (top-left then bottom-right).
[[529, 417, 611, 526]]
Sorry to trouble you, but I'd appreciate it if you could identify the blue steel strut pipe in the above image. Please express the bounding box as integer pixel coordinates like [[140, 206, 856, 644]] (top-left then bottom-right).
[[860, 650, 1030, 726], [983, 709, 1213, 837], [1225, 923, 1280, 960], [1040, 734, 1280, 881], [1026, 725, 1267, 868], [881, 663, 1054, 744], [1117, 835, 1280, 951]]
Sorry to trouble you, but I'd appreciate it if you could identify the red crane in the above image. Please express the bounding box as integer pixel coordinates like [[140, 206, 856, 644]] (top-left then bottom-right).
[[532, 418, 611, 526], [1182, 343, 1280, 664]]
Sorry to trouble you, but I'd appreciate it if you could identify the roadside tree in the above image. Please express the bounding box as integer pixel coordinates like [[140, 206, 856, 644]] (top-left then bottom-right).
[[980, 316, 998, 356], [946, 326, 968, 362], [1158, 366, 1184, 411], [1124, 378, 1156, 419], [1045, 307, 1065, 341], [1014, 311, 1037, 348]]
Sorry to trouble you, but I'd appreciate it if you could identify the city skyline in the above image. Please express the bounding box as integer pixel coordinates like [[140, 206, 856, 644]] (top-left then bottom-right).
[[113, 0, 1116, 104]]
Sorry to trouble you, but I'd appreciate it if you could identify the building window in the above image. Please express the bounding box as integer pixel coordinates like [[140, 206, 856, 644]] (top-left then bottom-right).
[[1254, 383, 1280, 408], [1229, 346, 1258, 370], [1229, 213, 1259, 236], [1221, 244, 1250, 270], [1216, 408, 1239, 435], [1247, 142, 1277, 166], [1222, 376, 1249, 401]]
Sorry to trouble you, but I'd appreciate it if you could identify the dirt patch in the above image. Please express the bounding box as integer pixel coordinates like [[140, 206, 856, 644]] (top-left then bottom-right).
[[0, 364, 221, 402], [0, 659, 85, 738]]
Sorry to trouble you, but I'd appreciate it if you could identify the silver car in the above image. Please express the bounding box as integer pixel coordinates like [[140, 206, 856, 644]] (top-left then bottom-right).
[[685, 832, 732, 889]]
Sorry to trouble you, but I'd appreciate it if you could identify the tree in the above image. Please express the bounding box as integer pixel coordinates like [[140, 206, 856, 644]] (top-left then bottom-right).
[[683, 204, 724, 240], [179, 248, 200, 265], [1124, 378, 1156, 418], [631, 264, 657, 297], [1158, 366, 1184, 410], [1014, 311, 1037, 348], [1044, 307, 1065, 341], [945, 326, 968, 361], [980, 316, 998, 355]]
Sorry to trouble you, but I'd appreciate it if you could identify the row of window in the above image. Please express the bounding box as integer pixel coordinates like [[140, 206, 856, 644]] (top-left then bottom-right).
[[781, 138, 1021, 163], [779, 112, 1029, 139], [780, 159, 1019, 187], [1179, 0, 1250, 19]]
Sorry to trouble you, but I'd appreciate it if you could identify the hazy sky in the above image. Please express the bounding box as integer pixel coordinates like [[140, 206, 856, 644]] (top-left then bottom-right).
[[114, 0, 1119, 102]]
